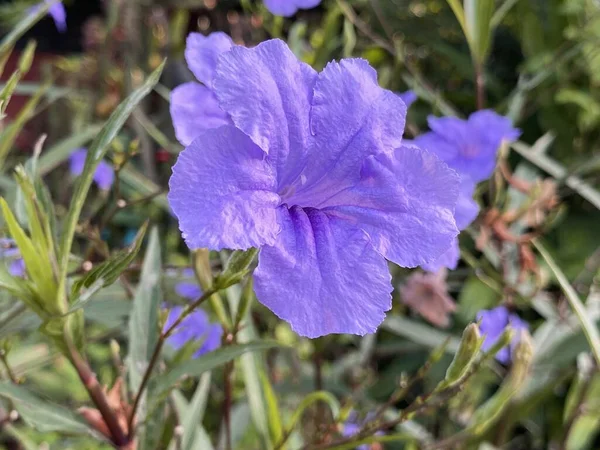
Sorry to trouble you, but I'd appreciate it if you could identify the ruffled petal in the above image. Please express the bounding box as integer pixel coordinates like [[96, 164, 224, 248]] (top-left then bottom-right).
[[287, 59, 406, 207], [168, 126, 281, 250], [170, 82, 230, 146], [254, 206, 392, 338], [455, 178, 479, 230], [421, 238, 459, 272], [320, 145, 459, 268], [185, 32, 233, 89], [214, 39, 317, 186]]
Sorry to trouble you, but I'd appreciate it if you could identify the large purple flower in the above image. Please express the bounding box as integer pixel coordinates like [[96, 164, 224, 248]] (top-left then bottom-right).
[[264, 0, 321, 17], [169, 39, 460, 337], [170, 32, 233, 146], [164, 306, 222, 358], [477, 306, 528, 364], [69, 148, 114, 190], [414, 110, 520, 183]]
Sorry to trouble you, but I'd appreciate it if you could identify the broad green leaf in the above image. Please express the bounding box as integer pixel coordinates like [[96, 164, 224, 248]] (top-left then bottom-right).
[[58, 61, 165, 289], [70, 222, 148, 298], [127, 227, 162, 409], [153, 341, 281, 395], [0, 382, 98, 436]]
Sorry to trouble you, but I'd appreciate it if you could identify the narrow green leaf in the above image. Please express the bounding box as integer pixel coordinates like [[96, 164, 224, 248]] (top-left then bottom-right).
[[534, 240, 600, 367], [154, 341, 280, 395], [127, 226, 162, 435], [0, 382, 98, 436], [0, 1, 51, 56], [58, 61, 165, 288], [464, 0, 495, 64], [171, 390, 214, 450], [445, 0, 469, 43], [0, 198, 59, 315], [179, 372, 214, 450], [65, 278, 106, 315], [38, 124, 103, 175], [0, 82, 50, 168], [261, 370, 284, 445], [70, 222, 148, 298], [0, 267, 42, 315]]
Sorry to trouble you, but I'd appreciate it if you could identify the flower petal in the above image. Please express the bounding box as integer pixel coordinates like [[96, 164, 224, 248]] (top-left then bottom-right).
[[168, 126, 281, 250], [254, 206, 392, 338], [93, 160, 114, 190], [264, 0, 321, 16], [455, 178, 479, 230], [320, 145, 459, 268], [287, 59, 406, 206], [47, 1, 67, 33], [170, 82, 230, 146], [421, 238, 459, 272], [213, 39, 317, 186], [185, 32, 233, 89], [175, 282, 202, 300]]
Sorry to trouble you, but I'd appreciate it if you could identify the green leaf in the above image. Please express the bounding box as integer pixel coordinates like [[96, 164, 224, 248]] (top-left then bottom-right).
[[534, 240, 600, 367], [176, 373, 214, 450], [0, 382, 98, 436], [445, 0, 469, 43], [261, 370, 284, 446], [0, 198, 60, 315], [0, 267, 41, 315], [153, 341, 281, 395], [0, 81, 50, 168], [65, 278, 106, 315], [70, 222, 148, 298], [57, 61, 165, 290], [127, 227, 162, 413], [38, 124, 103, 175], [0, 1, 51, 56], [464, 0, 495, 64]]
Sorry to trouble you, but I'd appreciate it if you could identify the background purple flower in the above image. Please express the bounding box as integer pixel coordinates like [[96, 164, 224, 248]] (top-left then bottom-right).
[[1, 238, 25, 278], [170, 32, 233, 145], [169, 39, 460, 337], [341, 412, 382, 450], [414, 110, 520, 183], [477, 306, 528, 364], [264, 0, 321, 17], [164, 306, 222, 358], [30, 0, 66, 33], [69, 148, 114, 191]]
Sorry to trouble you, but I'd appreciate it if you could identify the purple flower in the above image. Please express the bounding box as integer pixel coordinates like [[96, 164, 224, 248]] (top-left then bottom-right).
[[477, 306, 528, 364], [175, 282, 202, 300], [164, 306, 222, 358], [170, 32, 234, 146], [420, 178, 479, 272], [264, 0, 321, 17], [342, 412, 382, 450], [414, 110, 520, 183], [398, 90, 417, 109], [1, 238, 25, 278], [69, 148, 114, 190], [168, 39, 460, 338], [30, 1, 66, 33]]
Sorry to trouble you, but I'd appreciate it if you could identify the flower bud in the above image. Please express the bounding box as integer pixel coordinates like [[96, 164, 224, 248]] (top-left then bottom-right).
[[215, 248, 259, 290], [436, 323, 482, 391]]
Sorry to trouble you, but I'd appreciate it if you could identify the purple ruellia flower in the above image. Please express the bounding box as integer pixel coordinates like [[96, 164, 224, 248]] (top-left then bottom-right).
[[414, 110, 520, 183], [421, 178, 479, 272], [0, 238, 25, 278], [164, 306, 222, 358], [30, 1, 66, 33], [169, 39, 460, 337], [342, 412, 382, 450], [398, 90, 417, 109], [170, 32, 234, 146], [477, 306, 528, 364], [69, 148, 114, 190], [264, 0, 321, 16]]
